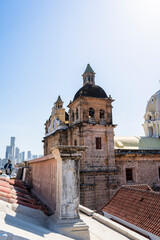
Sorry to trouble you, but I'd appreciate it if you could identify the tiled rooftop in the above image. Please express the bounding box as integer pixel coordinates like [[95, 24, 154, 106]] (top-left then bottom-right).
[[102, 186, 160, 237], [122, 184, 153, 192], [0, 177, 49, 215]]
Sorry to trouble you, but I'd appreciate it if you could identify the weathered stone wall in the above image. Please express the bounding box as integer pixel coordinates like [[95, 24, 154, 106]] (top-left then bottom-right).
[[43, 96, 118, 211], [28, 154, 57, 213], [68, 97, 113, 125], [44, 130, 68, 155], [67, 123, 118, 210], [67, 96, 118, 211], [28, 146, 86, 220], [116, 150, 160, 187]]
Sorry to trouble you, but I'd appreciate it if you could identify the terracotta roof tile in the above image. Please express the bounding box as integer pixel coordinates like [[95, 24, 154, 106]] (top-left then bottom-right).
[[102, 186, 160, 236], [0, 178, 50, 215]]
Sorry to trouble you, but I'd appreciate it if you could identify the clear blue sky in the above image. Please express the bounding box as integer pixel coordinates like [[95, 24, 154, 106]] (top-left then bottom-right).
[[1, 0, 160, 158]]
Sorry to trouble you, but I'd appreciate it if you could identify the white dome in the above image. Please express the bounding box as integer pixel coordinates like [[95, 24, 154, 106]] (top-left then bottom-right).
[[143, 90, 160, 137]]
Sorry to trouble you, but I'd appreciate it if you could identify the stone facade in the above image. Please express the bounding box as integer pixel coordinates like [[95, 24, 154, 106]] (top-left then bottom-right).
[[116, 149, 160, 187], [43, 64, 119, 210], [67, 96, 118, 210], [43, 64, 160, 210]]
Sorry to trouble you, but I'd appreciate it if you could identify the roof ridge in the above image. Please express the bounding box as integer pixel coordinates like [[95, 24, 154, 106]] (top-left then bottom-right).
[[122, 186, 160, 196]]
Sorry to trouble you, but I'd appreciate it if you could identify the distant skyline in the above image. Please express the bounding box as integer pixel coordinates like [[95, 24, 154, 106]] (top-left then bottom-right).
[[2, 136, 41, 161], [1, 0, 160, 158]]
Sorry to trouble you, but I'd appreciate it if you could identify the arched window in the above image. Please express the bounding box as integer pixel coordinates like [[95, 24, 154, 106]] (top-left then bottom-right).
[[99, 109, 105, 119], [74, 139, 77, 146], [89, 108, 95, 118], [72, 111, 75, 122], [88, 77, 90, 82], [76, 108, 79, 120]]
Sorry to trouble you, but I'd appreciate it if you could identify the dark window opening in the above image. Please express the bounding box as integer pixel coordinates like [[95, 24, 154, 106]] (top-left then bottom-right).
[[76, 108, 79, 120], [74, 140, 77, 146], [72, 112, 75, 122], [89, 108, 95, 118], [88, 77, 90, 82], [126, 168, 133, 181], [58, 104, 62, 109], [100, 109, 105, 119], [96, 137, 101, 149], [159, 168, 160, 179]]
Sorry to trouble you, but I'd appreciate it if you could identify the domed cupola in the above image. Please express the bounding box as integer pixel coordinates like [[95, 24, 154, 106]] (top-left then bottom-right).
[[73, 64, 108, 101], [143, 90, 160, 138]]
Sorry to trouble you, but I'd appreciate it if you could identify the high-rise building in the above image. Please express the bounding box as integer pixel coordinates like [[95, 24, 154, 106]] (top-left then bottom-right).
[[15, 147, 20, 163], [5, 145, 12, 159], [0, 158, 2, 168], [10, 137, 15, 157], [20, 152, 25, 162], [27, 151, 32, 160]]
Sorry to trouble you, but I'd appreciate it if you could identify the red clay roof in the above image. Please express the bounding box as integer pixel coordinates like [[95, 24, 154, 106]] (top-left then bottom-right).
[[0, 177, 50, 215], [122, 184, 153, 192], [102, 186, 160, 237]]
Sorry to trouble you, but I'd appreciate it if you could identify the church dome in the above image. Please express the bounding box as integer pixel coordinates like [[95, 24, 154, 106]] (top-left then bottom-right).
[[73, 83, 108, 101], [143, 90, 160, 138], [145, 90, 160, 113]]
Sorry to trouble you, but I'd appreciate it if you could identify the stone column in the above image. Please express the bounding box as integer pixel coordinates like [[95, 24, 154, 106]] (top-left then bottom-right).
[[153, 125, 155, 137], [156, 124, 159, 138], [51, 146, 87, 220], [106, 126, 115, 166], [50, 146, 89, 240]]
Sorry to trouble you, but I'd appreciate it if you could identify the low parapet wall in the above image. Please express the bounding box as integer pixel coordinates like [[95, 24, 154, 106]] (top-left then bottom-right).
[[27, 146, 86, 220], [28, 154, 57, 213]]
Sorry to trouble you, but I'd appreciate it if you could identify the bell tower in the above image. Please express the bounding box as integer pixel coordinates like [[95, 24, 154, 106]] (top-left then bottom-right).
[[67, 64, 118, 210]]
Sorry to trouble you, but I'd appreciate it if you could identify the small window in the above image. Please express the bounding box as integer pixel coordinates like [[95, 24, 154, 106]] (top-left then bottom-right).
[[158, 167, 160, 179], [72, 112, 75, 122], [126, 168, 133, 181], [88, 77, 90, 82], [100, 109, 105, 119], [58, 104, 62, 108], [89, 108, 95, 118], [76, 108, 79, 120], [96, 137, 101, 149], [74, 140, 77, 146]]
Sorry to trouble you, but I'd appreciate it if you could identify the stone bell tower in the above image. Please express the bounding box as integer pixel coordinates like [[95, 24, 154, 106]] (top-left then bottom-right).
[[43, 95, 68, 155], [67, 64, 118, 210]]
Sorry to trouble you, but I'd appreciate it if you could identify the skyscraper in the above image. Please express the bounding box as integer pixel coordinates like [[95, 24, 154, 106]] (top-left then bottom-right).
[[10, 137, 15, 157], [15, 147, 20, 163], [27, 151, 32, 160], [20, 152, 25, 162], [5, 145, 12, 159]]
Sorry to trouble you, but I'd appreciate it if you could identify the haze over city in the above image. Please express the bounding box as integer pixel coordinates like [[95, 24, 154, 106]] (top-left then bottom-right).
[[1, 0, 160, 158]]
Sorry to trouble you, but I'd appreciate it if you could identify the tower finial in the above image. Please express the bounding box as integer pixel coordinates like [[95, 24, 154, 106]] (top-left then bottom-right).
[[55, 95, 63, 109], [82, 64, 96, 86]]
